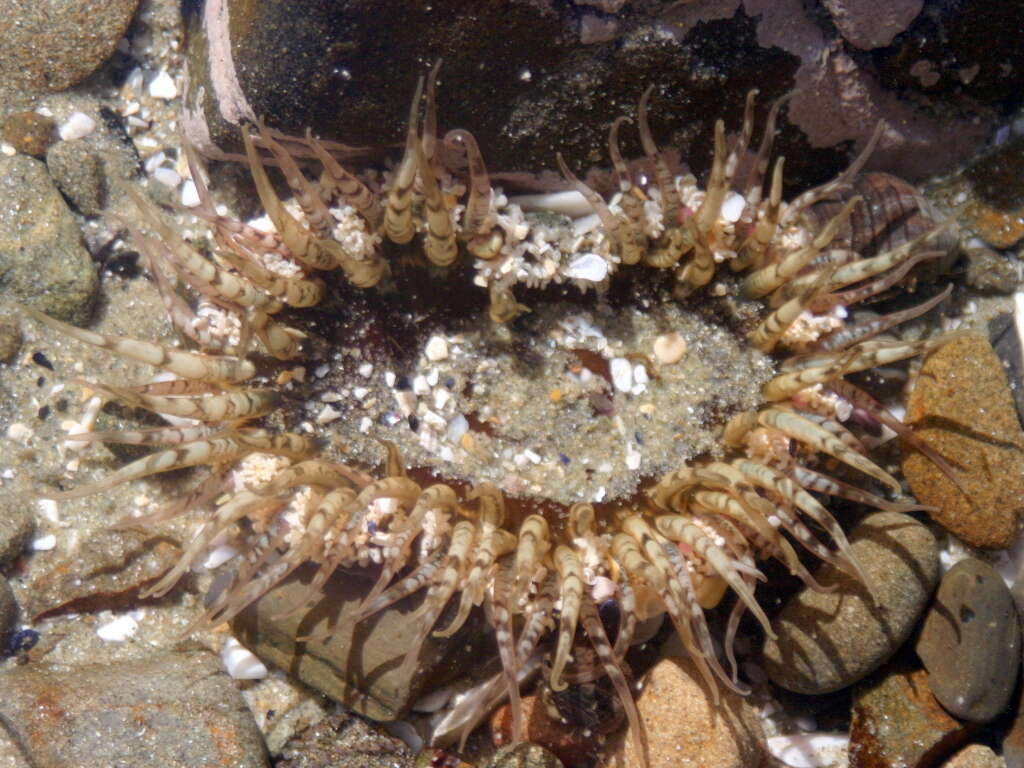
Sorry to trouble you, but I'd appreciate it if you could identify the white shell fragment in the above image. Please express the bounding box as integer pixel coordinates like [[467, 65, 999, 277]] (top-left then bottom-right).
[[425, 335, 449, 362], [31, 534, 56, 551], [148, 70, 178, 100], [721, 191, 746, 222], [610, 357, 633, 392], [180, 179, 200, 207], [653, 332, 688, 364], [221, 637, 268, 679], [766, 733, 849, 768], [58, 112, 96, 141], [96, 613, 140, 642], [564, 252, 609, 283]]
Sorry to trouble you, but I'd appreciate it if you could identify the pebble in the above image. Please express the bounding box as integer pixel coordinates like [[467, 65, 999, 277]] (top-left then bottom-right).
[[943, 744, 1006, 768], [652, 332, 687, 364], [46, 140, 107, 215], [147, 70, 178, 100], [915, 558, 1021, 723], [58, 111, 97, 141], [425, 335, 449, 361], [0, 649, 267, 767], [232, 563, 487, 721], [488, 743, 565, 768], [762, 511, 939, 694], [0, 155, 98, 324], [599, 656, 764, 768], [849, 668, 977, 768], [221, 636, 269, 680], [902, 333, 1024, 549], [1, 111, 56, 157]]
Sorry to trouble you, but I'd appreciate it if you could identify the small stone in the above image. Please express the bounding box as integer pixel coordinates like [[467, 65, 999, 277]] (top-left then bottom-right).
[[0, 650, 266, 768], [46, 141, 106, 215], [488, 743, 565, 768], [232, 563, 486, 721], [58, 112, 96, 141], [943, 744, 1006, 768], [0, 155, 98, 324], [275, 710, 412, 768], [1, 112, 56, 158], [609, 357, 632, 392], [148, 70, 178, 100], [915, 558, 1020, 723], [491, 695, 589, 766], [762, 511, 939, 694], [564, 252, 609, 282], [425, 335, 449, 362], [600, 656, 765, 768], [652, 332, 687, 364], [849, 668, 977, 768], [903, 333, 1024, 549]]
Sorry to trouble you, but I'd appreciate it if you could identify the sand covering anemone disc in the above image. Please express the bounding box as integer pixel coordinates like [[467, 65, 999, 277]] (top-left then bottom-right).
[[28, 72, 960, 765]]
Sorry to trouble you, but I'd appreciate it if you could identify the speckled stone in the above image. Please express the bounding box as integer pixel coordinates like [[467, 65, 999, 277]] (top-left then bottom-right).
[[488, 743, 565, 768], [916, 558, 1020, 723], [232, 563, 487, 722], [943, 744, 1006, 768], [903, 333, 1024, 549], [0, 155, 98, 325], [1, 112, 56, 158], [762, 511, 939, 695], [491, 694, 596, 766], [599, 656, 764, 768], [0, 649, 268, 768], [0, 0, 140, 94], [46, 141, 107, 216], [849, 668, 977, 768], [0, 312, 22, 363], [274, 710, 413, 768]]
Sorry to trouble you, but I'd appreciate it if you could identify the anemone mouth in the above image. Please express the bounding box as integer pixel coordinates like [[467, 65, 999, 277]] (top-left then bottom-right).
[[24, 72, 959, 766]]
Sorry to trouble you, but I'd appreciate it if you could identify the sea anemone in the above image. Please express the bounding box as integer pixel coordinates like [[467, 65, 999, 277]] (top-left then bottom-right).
[[27, 66, 959, 764]]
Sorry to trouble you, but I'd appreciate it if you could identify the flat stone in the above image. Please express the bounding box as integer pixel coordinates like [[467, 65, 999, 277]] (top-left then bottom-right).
[[599, 656, 765, 768], [0, 155, 98, 325], [762, 511, 939, 695], [943, 744, 1006, 768], [0, 649, 268, 768], [232, 563, 487, 722], [849, 668, 977, 768], [916, 558, 1021, 723], [903, 333, 1024, 549]]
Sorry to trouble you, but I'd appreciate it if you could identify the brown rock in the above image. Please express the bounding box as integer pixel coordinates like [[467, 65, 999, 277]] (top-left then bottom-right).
[[762, 511, 939, 695], [599, 656, 765, 768], [1, 112, 55, 157], [491, 694, 592, 767], [849, 668, 977, 768], [903, 333, 1024, 549], [232, 563, 487, 722]]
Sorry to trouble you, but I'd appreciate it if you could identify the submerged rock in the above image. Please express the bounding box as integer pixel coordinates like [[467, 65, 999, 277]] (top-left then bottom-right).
[[762, 511, 939, 695]]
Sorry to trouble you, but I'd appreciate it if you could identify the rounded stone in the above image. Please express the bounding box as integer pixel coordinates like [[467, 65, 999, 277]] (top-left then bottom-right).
[[0, 155, 98, 325], [487, 743, 564, 768], [46, 141, 107, 216], [915, 558, 1021, 723], [762, 511, 939, 695], [600, 656, 765, 768], [0, 0, 140, 94]]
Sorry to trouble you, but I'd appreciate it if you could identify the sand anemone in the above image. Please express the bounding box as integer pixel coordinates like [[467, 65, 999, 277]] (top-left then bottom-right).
[[27, 67, 960, 764]]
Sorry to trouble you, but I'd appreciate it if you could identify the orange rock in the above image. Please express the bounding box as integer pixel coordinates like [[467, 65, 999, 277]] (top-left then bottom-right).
[[490, 693, 593, 767], [599, 657, 764, 768], [903, 333, 1024, 549]]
